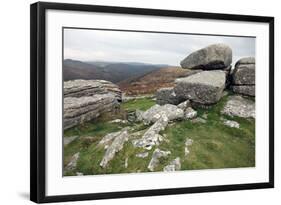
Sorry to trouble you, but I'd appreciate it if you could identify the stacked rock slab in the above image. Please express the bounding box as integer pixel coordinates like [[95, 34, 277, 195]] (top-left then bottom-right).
[[174, 70, 226, 105], [155, 44, 231, 106], [180, 43, 232, 70], [231, 57, 255, 96], [64, 79, 122, 101], [64, 80, 122, 130]]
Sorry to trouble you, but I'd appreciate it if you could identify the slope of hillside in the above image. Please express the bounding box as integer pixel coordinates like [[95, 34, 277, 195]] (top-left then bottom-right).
[[63, 59, 168, 83], [118, 67, 192, 95]]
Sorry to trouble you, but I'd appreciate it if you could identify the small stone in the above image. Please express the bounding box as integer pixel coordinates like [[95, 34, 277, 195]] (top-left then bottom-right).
[[148, 149, 171, 171], [191, 117, 207, 124], [125, 157, 128, 168], [163, 157, 181, 172], [76, 172, 83, 176], [136, 152, 149, 158], [185, 139, 193, 157], [223, 119, 240, 128]]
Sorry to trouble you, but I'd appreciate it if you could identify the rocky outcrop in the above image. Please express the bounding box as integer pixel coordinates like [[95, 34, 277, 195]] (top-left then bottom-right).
[[100, 128, 129, 168], [139, 104, 184, 124], [133, 115, 169, 150], [64, 93, 120, 130], [63, 79, 122, 130], [148, 148, 171, 171], [180, 44, 232, 70], [64, 79, 122, 101], [174, 70, 226, 105], [231, 57, 255, 96], [221, 95, 255, 118], [156, 87, 183, 105]]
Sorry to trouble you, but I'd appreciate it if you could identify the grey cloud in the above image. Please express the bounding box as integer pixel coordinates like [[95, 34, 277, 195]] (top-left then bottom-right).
[[64, 28, 255, 66]]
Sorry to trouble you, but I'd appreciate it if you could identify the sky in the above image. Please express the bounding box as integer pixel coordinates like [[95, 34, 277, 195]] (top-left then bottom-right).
[[64, 28, 255, 66]]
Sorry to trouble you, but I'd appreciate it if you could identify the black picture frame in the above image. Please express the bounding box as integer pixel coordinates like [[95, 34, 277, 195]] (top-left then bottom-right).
[[30, 1, 274, 203]]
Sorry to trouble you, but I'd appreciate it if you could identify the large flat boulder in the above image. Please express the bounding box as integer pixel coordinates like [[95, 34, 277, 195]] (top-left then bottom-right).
[[64, 93, 119, 130], [174, 70, 226, 105], [180, 44, 232, 70], [64, 79, 122, 101], [221, 95, 255, 118]]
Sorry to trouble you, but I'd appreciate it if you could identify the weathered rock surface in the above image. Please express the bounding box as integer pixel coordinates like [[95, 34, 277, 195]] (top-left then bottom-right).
[[232, 57, 255, 96], [100, 128, 129, 168], [232, 64, 255, 85], [191, 117, 207, 124], [133, 115, 169, 150], [232, 85, 255, 97], [177, 100, 191, 110], [65, 152, 80, 171], [64, 136, 78, 146], [163, 157, 181, 172], [148, 148, 171, 171], [184, 107, 197, 119], [174, 70, 226, 105], [64, 79, 122, 101], [98, 130, 123, 149], [180, 44, 232, 70], [64, 93, 120, 130], [221, 95, 255, 118], [139, 104, 184, 124], [156, 87, 183, 105]]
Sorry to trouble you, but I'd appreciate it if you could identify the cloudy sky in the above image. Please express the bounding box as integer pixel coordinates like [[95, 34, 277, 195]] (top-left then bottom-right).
[[64, 28, 255, 66]]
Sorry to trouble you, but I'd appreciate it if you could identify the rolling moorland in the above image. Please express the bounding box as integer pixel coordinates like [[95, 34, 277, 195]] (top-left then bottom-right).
[[63, 43, 256, 176]]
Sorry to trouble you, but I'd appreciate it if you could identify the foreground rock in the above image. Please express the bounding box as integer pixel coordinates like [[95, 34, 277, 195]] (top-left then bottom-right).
[[180, 44, 232, 70], [64, 79, 122, 101], [221, 95, 255, 118], [64, 93, 120, 130], [174, 70, 226, 105], [163, 157, 181, 172], [139, 104, 184, 124], [133, 115, 169, 150], [148, 148, 171, 171], [100, 128, 129, 168], [65, 152, 80, 171], [184, 107, 197, 119], [156, 87, 183, 105], [232, 57, 255, 96]]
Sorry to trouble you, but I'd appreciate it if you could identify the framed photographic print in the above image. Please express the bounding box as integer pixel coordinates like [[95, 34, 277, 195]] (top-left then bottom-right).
[[30, 2, 274, 203]]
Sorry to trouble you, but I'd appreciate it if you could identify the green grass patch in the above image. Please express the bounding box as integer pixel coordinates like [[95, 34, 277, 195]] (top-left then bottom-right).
[[121, 97, 156, 112]]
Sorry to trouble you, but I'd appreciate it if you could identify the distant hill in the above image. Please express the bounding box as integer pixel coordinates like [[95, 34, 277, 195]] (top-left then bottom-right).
[[118, 67, 192, 96], [63, 59, 170, 83]]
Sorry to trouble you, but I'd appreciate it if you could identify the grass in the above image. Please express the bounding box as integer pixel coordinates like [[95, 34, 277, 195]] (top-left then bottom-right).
[[121, 97, 156, 112], [64, 95, 255, 176]]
